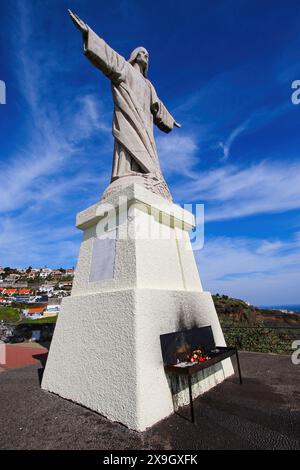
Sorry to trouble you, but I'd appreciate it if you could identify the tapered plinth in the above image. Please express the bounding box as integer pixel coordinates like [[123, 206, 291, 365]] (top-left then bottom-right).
[[42, 184, 233, 431]]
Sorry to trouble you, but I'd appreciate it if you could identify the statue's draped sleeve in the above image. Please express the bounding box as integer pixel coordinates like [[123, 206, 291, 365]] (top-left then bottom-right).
[[83, 27, 126, 85], [150, 84, 175, 133]]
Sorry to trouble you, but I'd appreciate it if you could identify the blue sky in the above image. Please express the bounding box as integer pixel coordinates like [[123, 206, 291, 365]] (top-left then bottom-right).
[[1, 0, 300, 305]]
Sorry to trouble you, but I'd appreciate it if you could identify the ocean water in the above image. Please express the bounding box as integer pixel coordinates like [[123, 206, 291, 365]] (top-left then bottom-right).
[[257, 305, 300, 312]]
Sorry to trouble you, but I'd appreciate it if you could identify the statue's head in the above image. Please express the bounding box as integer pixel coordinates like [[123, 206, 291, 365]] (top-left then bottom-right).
[[128, 47, 149, 78]]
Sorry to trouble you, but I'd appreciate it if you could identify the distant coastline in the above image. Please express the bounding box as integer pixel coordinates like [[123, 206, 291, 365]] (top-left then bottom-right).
[[256, 305, 300, 313], [213, 295, 300, 329]]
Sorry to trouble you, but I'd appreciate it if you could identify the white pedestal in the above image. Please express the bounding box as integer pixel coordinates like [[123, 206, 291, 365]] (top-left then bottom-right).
[[42, 184, 233, 431]]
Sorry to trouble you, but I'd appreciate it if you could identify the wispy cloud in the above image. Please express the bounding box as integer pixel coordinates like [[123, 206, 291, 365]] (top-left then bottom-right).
[[156, 133, 198, 178], [196, 233, 300, 304], [0, 1, 112, 264], [0, 216, 80, 267], [218, 120, 249, 161], [69, 94, 111, 143], [173, 160, 300, 221]]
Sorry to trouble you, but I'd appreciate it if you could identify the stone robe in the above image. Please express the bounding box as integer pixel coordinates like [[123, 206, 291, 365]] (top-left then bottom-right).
[[83, 28, 175, 200]]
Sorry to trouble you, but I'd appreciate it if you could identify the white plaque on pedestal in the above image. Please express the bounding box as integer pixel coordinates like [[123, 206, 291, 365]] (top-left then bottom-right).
[[89, 233, 116, 282]]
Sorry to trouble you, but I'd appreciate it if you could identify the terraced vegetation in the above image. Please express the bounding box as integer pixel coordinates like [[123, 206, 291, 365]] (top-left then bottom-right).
[[213, 295, 300, 354]]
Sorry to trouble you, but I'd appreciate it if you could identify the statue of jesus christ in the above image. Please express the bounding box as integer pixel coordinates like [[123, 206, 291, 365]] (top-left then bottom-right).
[[69, 10, 181, 201]]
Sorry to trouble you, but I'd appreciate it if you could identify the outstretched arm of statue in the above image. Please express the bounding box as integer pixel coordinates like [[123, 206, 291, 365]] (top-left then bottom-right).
[[151, 100, 181, 133], [150, 84, 181, 132], [68, 10, 126, 84]]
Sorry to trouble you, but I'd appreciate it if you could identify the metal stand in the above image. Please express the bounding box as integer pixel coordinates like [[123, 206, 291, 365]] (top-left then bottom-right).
[[187, 375, 194, 423], [235, 349, 243, 384], [165, 345, 243, 424]]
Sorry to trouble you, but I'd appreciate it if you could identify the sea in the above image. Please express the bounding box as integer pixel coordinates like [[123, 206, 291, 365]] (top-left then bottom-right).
[[256, 305, 300, 313]]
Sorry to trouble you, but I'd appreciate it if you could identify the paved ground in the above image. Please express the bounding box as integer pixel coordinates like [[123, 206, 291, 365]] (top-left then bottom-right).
[[0, 349, 299, 450], [0, 343, 48, 370]]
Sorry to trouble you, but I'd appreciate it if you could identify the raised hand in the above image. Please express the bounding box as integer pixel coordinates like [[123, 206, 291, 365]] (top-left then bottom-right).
[[68, 9, 88, 35]]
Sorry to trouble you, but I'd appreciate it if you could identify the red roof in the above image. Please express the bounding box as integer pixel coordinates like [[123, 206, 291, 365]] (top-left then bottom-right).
[[28, 307, 45, 314]]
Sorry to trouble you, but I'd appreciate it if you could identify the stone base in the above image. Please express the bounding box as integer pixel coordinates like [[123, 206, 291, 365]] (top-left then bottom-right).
[[41, 183, 233, 431], [42, 288, 233, 432], [101, 173, 172, 203]]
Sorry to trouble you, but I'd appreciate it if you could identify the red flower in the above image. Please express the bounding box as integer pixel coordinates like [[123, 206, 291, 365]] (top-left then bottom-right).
[[186, 347, 211, 364]]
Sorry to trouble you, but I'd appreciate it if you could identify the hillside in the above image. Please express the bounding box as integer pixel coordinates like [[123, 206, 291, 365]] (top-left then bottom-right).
[[212, 294, 300, 327], [212, 294, 300, 354]]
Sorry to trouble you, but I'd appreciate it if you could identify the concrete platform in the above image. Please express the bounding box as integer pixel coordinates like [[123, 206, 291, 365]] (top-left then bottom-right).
[[0, 350, 299, 449]]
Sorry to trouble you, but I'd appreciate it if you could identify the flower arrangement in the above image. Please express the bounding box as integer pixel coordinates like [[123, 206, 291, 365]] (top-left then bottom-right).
[[186, 348, 210, 363]]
